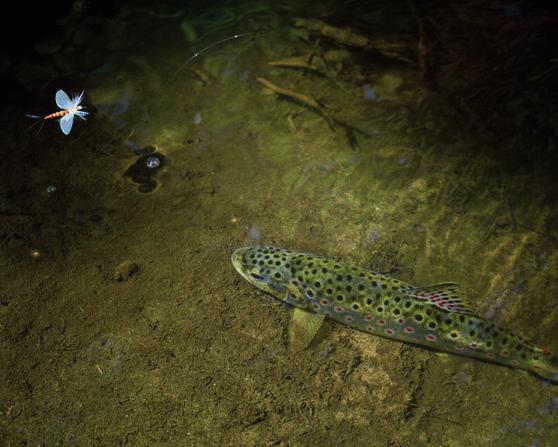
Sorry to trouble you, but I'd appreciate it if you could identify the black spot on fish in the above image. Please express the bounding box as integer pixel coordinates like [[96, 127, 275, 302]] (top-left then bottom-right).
[[383, 300, 389, 306], [426, 309, 432, 316], [346, 285, 352, 292], [381, 284, 387, 289], [274, 272, 281, 279], [258, 261, 264, 266], [297, 276, 303, 282], [307, 289, 314, 297], [352, 303, 359, 310], [469, 330, 475, 336], [393, 308, 401, 315], [326, 288, 333, 295], [358, 285, 365, 291], [346, 275, 353, 281], [366, 298, 373, 305], [445, 318, 452, 325], [394, 296, 401, 303], [450, 332, 457, 338], [322, 268, 328, 274], [275, 261, 281, 266], [315, 281, 321, 288], [428, 322, 436, 329], [487, 341, 492, 347], [336, 275, 342, 281], [502, 338, 508, 345], [336, 295, 344, 302], [372, 281, 378, 287], [404, 301, 411, 308], [460, 316, 466, 323], [415, 314, 423, 322], [377, 306, 384, 313]]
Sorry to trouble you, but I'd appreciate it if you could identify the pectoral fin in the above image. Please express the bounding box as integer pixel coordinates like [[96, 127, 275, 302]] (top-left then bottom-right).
[[289, 308, 325, 352]]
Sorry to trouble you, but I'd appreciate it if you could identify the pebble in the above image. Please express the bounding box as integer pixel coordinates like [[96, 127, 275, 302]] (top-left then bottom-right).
[[113, 261, 140, 282]]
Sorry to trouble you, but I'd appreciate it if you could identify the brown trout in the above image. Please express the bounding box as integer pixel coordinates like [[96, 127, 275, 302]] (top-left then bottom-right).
[[232, 246, 558, 381]]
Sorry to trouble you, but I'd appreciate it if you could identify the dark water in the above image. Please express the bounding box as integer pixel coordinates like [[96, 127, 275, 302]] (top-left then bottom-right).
[[1, 1, 557, 445]]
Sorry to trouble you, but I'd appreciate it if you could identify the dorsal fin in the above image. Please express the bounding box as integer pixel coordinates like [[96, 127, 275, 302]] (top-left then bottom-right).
[[406, 283, 479, 315]]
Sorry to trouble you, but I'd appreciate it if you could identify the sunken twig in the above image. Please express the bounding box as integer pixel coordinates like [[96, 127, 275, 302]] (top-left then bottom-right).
[[256, 77, 334, 129], [294, 17, 415, 66]]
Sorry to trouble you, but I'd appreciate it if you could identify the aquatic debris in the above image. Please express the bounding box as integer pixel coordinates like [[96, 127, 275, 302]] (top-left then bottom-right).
[[124, 140, 155, 157], [293, 17, 415, 65], [46, 185, 57, 194], [256, 77, 334, 129], [268, 54, 319, 72], [193, 111, 202, 125], [232, 246, 558, 381], [145, 155, 160, 169], [363, 84, 382, 101], [26, 89, 88, 135]]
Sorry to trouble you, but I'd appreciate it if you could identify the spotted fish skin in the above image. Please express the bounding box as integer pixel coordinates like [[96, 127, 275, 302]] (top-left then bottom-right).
[[232, 246, 558, 381]]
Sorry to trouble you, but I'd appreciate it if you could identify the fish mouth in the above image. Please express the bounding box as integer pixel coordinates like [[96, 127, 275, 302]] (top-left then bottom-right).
[[231, 247, 252, 279]]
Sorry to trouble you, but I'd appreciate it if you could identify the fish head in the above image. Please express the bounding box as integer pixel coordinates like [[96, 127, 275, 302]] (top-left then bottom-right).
[[232, 246, 293, 299]]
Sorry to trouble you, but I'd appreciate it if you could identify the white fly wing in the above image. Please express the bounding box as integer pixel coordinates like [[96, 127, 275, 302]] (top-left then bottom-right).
[[59, 113, 75, 135], [71, 91, 85, 107], [55, 90, 73, 110]]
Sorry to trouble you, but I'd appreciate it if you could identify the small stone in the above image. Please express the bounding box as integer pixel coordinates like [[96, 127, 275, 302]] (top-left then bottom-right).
[[113, 261, 140, 282]]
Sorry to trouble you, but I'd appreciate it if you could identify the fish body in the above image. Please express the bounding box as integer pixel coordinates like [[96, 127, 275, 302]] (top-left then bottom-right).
[[232, 246, 558, 381]]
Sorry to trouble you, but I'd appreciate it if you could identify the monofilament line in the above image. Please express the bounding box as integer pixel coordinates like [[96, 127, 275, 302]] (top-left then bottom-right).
[[173, 32, 252, 77]]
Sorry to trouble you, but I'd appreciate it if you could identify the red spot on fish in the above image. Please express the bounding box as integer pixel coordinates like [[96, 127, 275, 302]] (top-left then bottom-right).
[[511, 360, 519, 366], [501, 351, 509, 357], [364, 315, 374, 321], [366, 325, 374, 332], [377, 319, 386, 326], [345, 316, 353, 322], [540, 345, 552, 356], [469, 342, 478, 350], [385, 328, 394, 335], [404, 326, 414, 333], [426, 334, 436, 341], [397, 318, 404, 324], [334, 306, 343, 313], [320, 299, 329, 305], [312, 303, 320, 310]]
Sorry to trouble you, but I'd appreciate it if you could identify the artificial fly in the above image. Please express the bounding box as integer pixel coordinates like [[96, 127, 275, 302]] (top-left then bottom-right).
[[26, 89, 89, 135]]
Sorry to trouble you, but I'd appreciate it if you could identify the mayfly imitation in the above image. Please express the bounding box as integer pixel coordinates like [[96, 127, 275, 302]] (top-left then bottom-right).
[[27, 89, 89, 135]]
